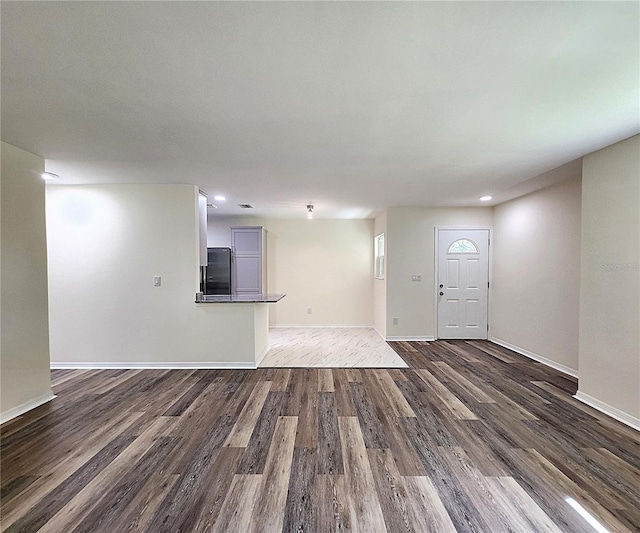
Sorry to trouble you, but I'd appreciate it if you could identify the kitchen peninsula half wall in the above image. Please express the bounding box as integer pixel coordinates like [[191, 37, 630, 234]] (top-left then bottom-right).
[[194, 293, 285, 368]]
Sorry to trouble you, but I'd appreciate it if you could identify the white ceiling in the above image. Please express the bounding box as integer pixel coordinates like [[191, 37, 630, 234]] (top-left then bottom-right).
[[2, 1, 638, 218]]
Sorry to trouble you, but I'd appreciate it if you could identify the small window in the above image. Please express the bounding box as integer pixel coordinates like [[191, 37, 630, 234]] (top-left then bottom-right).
[[448, 239, 478, 254], [374, 233, 385, 279]]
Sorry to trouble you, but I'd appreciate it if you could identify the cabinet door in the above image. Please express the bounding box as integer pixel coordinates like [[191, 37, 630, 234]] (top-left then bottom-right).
[[234, 255, 261, 293], [232, 229, 262, 255]]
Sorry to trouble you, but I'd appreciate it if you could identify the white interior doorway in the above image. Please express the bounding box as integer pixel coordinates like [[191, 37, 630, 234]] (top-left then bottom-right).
[[436, 228, 491, 339]]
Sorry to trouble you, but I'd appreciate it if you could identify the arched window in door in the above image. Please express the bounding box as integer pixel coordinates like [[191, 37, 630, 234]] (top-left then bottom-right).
[[447, 239, 479, 254]]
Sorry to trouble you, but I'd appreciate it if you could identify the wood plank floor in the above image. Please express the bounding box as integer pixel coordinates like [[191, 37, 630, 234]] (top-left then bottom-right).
[[2, 340, 639, 532]]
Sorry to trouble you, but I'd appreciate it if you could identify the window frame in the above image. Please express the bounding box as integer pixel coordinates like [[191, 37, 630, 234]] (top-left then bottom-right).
[[374, 233, 385, 279]]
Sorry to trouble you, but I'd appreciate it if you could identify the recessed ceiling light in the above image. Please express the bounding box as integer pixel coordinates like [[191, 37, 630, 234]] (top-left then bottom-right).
[[214, 195, 226, 202], [42, 172, 59, 181], [479, 195, 492, 202]]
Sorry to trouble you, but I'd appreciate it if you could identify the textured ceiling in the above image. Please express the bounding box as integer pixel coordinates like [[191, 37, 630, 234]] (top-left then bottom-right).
[[2, 1, 638, 218]]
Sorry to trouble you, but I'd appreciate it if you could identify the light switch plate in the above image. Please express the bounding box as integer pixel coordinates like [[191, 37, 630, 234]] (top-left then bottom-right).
[[411, 275, 421, 281], [153, 276, 161, 287]]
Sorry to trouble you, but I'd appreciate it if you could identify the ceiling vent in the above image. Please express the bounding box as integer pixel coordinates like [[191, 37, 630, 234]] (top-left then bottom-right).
[[238, 204, 254, 209]]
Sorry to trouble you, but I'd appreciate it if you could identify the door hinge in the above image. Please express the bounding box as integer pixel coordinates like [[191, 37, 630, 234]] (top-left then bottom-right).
[[488, 281, 490, 288]]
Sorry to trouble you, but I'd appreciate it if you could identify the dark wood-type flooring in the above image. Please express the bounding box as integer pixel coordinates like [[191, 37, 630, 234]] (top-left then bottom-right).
[[2, 340, 639, 532]]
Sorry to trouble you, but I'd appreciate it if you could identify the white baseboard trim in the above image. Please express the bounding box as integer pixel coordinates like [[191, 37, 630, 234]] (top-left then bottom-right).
[[386, 336, 435, 342], [574, 391, 640, 432], [490, 338, 578, 378], [255, 346, 270, 367], [1, 392, 56, 425], [51, 362, 258, 370], [270, 324, 374, 329]]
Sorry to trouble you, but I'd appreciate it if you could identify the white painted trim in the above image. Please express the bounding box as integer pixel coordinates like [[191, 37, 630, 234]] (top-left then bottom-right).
[[1, 392, 56, 425], [490, 338, 578, 378], [372, 327, 386, 341], [270, 324, 374, 329], [51, 362, 258, 370], [574, 391, 640, 432], [255, 346, 270, 367], [386, 336, 435, 342]]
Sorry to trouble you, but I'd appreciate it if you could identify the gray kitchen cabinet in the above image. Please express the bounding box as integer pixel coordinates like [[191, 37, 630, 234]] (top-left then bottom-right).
[[231, 226, 267, 294]]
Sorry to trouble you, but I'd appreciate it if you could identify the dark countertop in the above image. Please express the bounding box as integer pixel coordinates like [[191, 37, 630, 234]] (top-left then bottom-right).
[[195, 293, 286, 303]]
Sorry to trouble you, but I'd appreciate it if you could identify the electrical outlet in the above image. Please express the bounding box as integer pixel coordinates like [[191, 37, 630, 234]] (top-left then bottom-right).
[[307, 307, 312, 314], [393, 317, 399, 325], [153, 276, 162, 287], [412, 275, 421, 281]]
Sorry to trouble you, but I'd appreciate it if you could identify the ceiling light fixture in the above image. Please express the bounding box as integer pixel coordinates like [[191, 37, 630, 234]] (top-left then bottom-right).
[[307, 204, 314, 219], [42, 172, 59, 181], [479, 195, 492, 202], [214, 195, 226, 202]]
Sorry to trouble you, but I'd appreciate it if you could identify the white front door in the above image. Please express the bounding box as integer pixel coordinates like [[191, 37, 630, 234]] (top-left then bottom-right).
[[436, 228, 490, 339]]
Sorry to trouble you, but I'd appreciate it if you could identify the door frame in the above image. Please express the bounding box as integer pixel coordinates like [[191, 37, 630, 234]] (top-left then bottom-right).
[[434, 226, 493, 340]]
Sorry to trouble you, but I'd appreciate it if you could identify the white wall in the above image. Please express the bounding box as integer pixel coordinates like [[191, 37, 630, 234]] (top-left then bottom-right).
[[1, 142, 54, 422], [208, 216, 374, 326], [47, 184, 265, 366], [373, 210, 387, 338], [578, 134, 639, 425], [386, 207, 493, 339], [491, 176, 582, 375]]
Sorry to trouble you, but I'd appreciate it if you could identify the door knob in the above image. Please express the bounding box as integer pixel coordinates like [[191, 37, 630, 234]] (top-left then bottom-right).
[[439, 291, 444, 296], [439, 284, 444, 288]]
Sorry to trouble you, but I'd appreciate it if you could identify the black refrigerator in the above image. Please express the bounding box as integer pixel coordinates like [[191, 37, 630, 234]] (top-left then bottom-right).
[[202, 247, 232, 295]]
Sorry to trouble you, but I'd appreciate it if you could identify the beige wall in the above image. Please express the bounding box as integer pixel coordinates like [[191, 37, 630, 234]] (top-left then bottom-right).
[[47, 184, 267, 366], [579, 134, 640, 424], [386, 207, 493, 339], [373, 210, 387, 338], [1, 143, 54, 423], [209, 216, 374, 326], [491, 176, 582, 375]]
